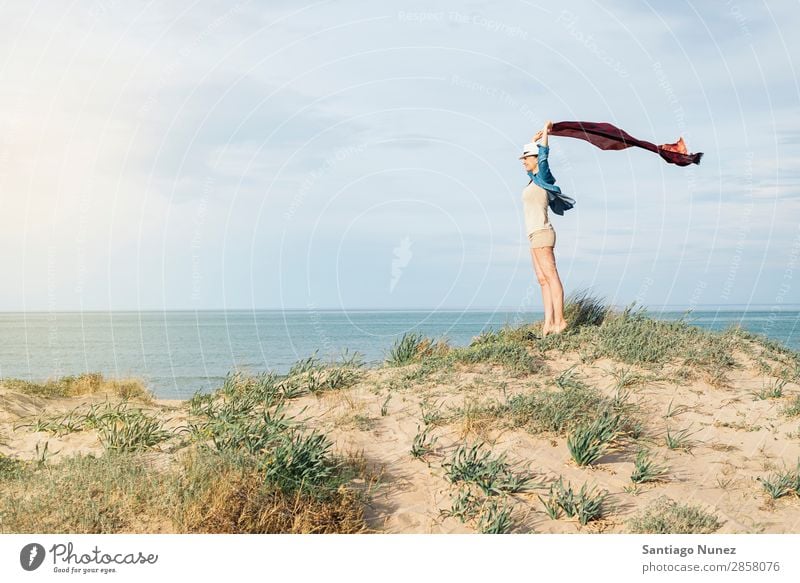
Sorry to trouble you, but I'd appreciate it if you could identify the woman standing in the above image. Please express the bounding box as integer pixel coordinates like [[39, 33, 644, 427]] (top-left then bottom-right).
[[520, 120, 568, 336]]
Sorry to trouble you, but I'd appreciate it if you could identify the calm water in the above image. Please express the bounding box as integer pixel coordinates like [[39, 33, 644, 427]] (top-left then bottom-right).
[[1, 309, 798, 400]]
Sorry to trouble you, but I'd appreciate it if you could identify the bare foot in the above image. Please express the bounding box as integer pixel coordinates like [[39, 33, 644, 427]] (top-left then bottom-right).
[[541, 323, 554, 337], [551, 321, 568, 335]]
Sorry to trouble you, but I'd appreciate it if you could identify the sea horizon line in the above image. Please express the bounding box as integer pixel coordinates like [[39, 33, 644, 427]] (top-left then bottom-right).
[[2, 304, 800, 314]]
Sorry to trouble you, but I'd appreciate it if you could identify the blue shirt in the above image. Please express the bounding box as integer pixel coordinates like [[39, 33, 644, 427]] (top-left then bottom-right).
[[526, 144, 575, 216]]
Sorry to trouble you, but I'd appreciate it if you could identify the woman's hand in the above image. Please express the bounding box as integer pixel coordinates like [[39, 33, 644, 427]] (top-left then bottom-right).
[[532, 129, 543, 142], [539, 121, 551, 147]]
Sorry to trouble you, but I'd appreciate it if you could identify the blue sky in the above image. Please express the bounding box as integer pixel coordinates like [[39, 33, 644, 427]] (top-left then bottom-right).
[[1, 0, 799, 311]]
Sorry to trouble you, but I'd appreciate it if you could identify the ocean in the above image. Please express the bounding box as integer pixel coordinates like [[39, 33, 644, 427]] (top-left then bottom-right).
[[1, 309, 798, 400]]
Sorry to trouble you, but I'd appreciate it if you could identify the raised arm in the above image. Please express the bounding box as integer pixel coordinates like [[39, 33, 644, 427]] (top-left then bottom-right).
[[533, 121, 556, 182], [532, 120, 553, 146]]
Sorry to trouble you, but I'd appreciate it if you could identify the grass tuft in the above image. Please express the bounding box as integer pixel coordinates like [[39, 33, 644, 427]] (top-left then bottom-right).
[[0, 372, 153, 402], [563, 288, 610, 328], [486, 370, 641, 441], [442, 441, 536, 496], [410, 425, 438, 461], [783, 395, 800, 418], [538, 478, 607, 525], [566, 410, 622, 466], [630, 449, 668, 484], [477, 497, 514, 534], [0, 453, 26, 480], [757, 460, 800, 499], [626, 495, 722, 534], [752, 378, 786, 400], [97, 407, 173, 452], [385, 332, 450, 366], [664, 425, 699, 452]]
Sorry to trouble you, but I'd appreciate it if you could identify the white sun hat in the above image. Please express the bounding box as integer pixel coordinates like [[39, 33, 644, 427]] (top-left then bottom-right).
[[518, 142, 541, 159]]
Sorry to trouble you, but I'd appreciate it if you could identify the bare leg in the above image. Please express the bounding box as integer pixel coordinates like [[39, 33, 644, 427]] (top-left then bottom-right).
[[533, 246, 567, 333], [530, 247, 554, 335]]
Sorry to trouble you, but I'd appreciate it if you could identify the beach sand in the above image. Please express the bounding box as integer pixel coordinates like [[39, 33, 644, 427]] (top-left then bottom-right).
[[2, 329, 800, 534]]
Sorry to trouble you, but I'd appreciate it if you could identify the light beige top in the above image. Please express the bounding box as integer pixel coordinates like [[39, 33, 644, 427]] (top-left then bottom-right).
[[521, 181, 552, 237]]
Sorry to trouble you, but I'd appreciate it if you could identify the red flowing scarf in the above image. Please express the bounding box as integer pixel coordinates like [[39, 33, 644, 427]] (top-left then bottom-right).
[[549, 121, 703, 166]]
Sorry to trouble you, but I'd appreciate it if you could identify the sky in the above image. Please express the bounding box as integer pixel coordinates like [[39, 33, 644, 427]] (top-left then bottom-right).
[[1, 0, 799, 312]]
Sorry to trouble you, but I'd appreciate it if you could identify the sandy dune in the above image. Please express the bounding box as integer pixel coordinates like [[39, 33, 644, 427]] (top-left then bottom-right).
[[2, 334, 800, 533]]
